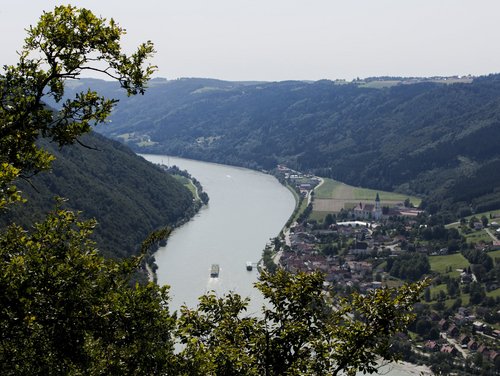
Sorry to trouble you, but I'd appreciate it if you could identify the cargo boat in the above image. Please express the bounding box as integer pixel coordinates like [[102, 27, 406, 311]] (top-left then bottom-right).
[[210, 264, 219, 278]]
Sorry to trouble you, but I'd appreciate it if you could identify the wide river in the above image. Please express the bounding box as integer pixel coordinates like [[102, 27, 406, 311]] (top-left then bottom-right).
[[142, 154, 296, 314], [141, 154, 432, 376]]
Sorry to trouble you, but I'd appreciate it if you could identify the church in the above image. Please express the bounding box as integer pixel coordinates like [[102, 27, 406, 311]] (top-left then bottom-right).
[[353, 193, 382, 220]]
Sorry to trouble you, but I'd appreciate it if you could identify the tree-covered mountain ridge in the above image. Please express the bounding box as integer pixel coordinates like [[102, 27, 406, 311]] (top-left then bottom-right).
[[2, 131, 196, 259], [74, 75, 500, 218]]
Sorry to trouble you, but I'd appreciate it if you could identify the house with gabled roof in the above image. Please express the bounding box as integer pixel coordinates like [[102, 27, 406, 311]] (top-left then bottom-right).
[[477, 344, 489, 355], [424, 340, 440, 352], [438, 319, 449, 331], [467, 340, 478, 351], [447, 324, 459, 337], [459, 334, 470, 345], [441, 345, 458, 356]]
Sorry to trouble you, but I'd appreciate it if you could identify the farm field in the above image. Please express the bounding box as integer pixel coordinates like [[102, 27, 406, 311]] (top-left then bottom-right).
[[465, 229, 495, 244], [443, 294, 470, 308], [312, 177, 421, 218], [429, 253, 469, 277], [429, 283, 447, 298]]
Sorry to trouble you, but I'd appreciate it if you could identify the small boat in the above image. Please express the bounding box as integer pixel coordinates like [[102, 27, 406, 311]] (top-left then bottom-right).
[[210, 264, 219, 278], [246, 262, 253, 271]]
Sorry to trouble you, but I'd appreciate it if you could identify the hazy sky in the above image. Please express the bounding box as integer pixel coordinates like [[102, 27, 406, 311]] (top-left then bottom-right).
[[2, 1, 500, 81]]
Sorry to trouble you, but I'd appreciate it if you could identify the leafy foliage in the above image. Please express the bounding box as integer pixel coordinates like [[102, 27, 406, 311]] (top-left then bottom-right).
[[386, 253, 431, 281], [0, 5, 188, 260], [177, 270, 428, 376], [462, 249, 494, 272], [0, 4, 155, 208], [0, 206, 176, 375], [177, 293, 260, 376]]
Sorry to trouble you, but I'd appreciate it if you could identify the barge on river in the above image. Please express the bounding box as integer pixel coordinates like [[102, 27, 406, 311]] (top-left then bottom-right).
[[210, 264, 219, 278]]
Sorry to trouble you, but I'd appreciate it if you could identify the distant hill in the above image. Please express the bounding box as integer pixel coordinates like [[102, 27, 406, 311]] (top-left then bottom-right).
[[2, 132, 195, 259], [64, 76, 500, 219]]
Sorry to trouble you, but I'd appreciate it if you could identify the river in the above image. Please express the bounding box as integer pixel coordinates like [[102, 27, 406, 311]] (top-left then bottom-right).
[[141, 154, 432, 375], [141, 154, 296, 314]]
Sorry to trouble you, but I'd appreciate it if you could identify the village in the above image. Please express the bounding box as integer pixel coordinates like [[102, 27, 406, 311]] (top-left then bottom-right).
[[273, 164, 424, 293], [268, 165, 500, 373]]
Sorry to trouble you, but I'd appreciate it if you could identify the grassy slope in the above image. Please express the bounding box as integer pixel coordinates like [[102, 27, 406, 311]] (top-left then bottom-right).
[[315, 177, 421, 203], [429, 253, 470, 277], [173, 175, 198, 198], [314, 179, 343, 199], [490, 249, 500, 261]]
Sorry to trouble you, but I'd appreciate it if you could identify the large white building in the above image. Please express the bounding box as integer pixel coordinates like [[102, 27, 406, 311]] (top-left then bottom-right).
[[353, 193, 382, 220]]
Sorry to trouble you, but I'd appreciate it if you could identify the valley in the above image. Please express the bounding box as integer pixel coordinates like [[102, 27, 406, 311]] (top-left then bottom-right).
[[62, 75, 500, 222], [3, 3, 499, 374], [18, 74, 500, 373]]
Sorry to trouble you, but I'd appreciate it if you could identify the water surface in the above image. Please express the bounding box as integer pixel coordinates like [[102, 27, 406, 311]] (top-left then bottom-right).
[[141, 154, 295, 313]]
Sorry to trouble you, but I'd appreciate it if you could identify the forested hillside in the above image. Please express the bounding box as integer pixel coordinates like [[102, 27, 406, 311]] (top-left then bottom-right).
[[1, 132, 195, 259], [67, 75, 500, 218]]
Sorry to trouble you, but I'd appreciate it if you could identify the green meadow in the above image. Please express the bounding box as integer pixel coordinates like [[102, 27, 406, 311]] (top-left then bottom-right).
[[429, 253, 469, 277]]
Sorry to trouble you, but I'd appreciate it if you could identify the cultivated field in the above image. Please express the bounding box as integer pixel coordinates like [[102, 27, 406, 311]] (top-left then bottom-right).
[[313, 178, 421, 215]]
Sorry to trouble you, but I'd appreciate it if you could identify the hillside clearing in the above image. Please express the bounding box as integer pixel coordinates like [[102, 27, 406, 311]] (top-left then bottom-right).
[[429, 253, 469, 277], [312, 178, 421, 217]]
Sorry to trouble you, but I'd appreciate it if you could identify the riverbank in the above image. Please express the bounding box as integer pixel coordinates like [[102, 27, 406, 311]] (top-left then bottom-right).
[[143, 154, 295, 312], [143, 162, 209, 282]]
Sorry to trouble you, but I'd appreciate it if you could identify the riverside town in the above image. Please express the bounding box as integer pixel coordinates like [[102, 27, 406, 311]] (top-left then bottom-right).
[[260, 164, 500, 373]]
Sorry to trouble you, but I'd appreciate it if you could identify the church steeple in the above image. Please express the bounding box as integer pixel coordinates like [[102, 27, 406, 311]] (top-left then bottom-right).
[[374, 193, 382, 219]]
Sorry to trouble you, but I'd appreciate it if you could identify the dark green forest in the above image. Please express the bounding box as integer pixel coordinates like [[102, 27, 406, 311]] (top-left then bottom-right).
[[1, 131, 195, 259], [68, 76, 500, 218]]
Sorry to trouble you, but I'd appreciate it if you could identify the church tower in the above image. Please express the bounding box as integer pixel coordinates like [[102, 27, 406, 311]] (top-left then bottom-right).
[[374, 193, 382, 220]]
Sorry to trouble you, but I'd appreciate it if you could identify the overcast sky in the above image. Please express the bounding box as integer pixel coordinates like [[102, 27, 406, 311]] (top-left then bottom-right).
[[1, 1, 500, 81]]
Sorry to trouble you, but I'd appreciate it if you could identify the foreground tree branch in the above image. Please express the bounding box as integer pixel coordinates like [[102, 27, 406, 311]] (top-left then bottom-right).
[[178, 270, 428, 376], [0, 5, 156, 209]]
